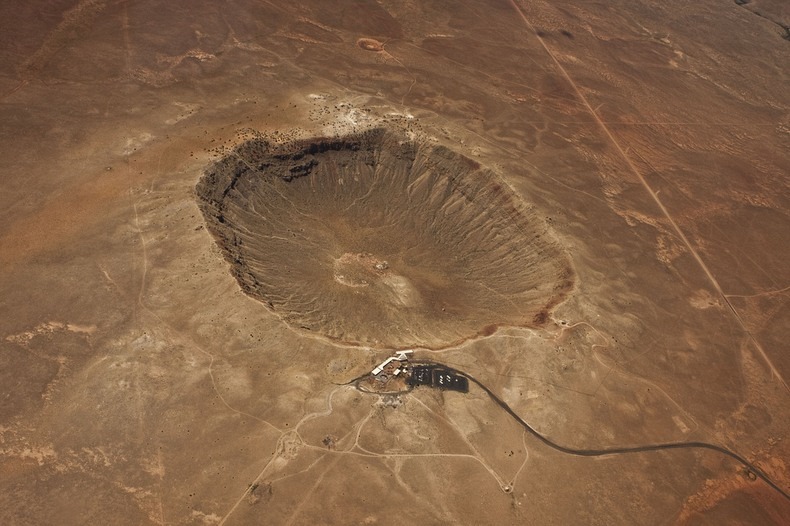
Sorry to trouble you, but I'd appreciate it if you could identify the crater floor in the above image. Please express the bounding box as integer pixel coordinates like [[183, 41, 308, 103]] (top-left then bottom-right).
[[197, 128, 574, 348]]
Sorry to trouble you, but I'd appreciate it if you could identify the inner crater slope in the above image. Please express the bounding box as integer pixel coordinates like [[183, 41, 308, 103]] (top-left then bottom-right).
[[196, 128, 574, 348]]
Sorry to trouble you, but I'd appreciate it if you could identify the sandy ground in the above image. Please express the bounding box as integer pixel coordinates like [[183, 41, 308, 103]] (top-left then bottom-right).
[[1, 1, 788, 524]]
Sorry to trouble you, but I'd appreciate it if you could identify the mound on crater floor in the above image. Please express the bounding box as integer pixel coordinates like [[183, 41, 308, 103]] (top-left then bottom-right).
[[196, 128, 574, 348]]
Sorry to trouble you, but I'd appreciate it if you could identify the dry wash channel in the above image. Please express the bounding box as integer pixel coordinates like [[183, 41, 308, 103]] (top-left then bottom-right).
[[196, 128, 573, 348]]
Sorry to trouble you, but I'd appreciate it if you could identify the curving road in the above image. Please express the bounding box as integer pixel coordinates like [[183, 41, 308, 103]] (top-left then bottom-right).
[[354, 361, 790, 502], [452, 363, 790, 501]]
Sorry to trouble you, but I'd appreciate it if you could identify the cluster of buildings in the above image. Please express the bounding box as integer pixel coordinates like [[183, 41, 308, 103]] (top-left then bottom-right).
[[368, 351, 469, 393]]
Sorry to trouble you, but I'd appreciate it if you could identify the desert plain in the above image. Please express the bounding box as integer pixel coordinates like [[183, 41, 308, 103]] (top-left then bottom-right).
[[1, 0, 789, 524]]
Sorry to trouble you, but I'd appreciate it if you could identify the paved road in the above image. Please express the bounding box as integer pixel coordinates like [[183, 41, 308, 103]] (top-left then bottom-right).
[[450, 363, 790, 501], [350, 360, 789, 500]]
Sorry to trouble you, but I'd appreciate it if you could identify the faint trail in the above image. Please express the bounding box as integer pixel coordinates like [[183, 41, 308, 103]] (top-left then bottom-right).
[[508, 0, 789, 394], [463, 126, 610, 206], [402, 40, 583, 108], [267, 396, 517, 493], [479, 120, 777, 126], [282, 454, 344, 526], [123, 156, 141, 325], [121, 0, 132, 71], [0, 80, 28, 101], [298, 387, 343, 428], [351, 408, 375, 450], [349, 444, 516, 489], [409, 394, 509, 490], [725, 285, 790, 300], [217, 430, 291, 526], [510, 431, 530, 488], [17, 0, 109, 81], [156, 448, 166, 526], [218, 403, 372, 526], [217, 437, 291, 526], [98, 263, 125, 296], [98, 237, 282, 437], [131, 199, 148, 308], [591, 351, 701, 434], [552, 320, 610, 350], [217, 435, 291, 526], [381, 40, 417, 106], [643, 156, 783, 292], [383, 456, 450, 521], [268, 452, 329, 486], [194, 346, 283, 434]]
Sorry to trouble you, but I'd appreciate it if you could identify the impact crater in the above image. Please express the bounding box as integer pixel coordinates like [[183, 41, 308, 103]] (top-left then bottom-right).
[[197, 128, 574, 348]]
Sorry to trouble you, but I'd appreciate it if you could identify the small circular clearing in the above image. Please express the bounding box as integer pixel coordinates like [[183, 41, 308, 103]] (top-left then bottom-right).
[[357, 37, 384, 52]]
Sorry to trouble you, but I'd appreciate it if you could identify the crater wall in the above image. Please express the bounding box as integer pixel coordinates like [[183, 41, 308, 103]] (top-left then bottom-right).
[[197, 128, 574, 348]]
